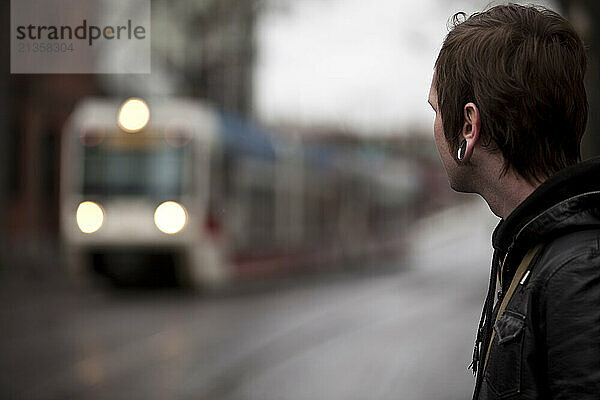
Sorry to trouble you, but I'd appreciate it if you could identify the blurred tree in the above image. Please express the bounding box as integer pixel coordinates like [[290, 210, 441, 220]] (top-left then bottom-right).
[[101, 0, 261, 115], [187, 0, 259, 114]]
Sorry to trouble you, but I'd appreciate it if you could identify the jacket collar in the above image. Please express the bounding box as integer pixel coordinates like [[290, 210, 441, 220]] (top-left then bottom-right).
[[492, 156, 600, 258]]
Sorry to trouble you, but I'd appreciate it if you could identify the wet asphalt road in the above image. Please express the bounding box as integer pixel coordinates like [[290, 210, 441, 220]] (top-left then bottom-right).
[[0, 200, 497, 400]]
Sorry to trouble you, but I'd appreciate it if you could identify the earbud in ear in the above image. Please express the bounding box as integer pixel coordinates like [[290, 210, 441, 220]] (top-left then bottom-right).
[[457, 139, 467, 161]]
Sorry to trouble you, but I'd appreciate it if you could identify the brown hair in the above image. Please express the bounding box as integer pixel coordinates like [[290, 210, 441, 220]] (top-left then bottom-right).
[[434, 3, 587, 183]]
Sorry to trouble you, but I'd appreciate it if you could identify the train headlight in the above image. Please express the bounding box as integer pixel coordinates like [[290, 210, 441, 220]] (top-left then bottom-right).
[[76, 201, 104, 233], [118, 98, 150, 133], [154, 201, 187, 234]]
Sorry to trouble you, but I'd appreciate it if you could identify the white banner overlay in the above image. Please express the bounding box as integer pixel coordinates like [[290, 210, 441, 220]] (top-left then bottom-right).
[[11, 0, 150, 73]]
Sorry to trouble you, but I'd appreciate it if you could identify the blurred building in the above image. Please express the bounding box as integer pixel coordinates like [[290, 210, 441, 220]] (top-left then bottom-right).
[[1, 0, 260, 269], [271, 122, 459, 216]]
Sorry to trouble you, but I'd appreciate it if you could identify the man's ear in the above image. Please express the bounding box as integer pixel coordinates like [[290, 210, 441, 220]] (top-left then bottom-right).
[[460, 102, 481, 162]]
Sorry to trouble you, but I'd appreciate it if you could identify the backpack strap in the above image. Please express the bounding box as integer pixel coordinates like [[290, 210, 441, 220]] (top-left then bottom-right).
[[482, 243, 544, 373]]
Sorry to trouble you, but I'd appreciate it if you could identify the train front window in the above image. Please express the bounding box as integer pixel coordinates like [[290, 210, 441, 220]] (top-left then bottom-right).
[[81, 133, 191, 197]]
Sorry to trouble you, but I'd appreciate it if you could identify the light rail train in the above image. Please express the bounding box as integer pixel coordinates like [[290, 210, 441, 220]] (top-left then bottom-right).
[[60, 98, 418, 288]]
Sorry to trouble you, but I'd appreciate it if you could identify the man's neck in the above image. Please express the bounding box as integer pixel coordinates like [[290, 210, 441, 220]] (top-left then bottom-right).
[[479, 169, 540, 219]]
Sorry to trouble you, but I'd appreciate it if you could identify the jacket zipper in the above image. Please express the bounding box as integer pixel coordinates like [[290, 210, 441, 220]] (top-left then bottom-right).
[[497, 250, 509, 301]]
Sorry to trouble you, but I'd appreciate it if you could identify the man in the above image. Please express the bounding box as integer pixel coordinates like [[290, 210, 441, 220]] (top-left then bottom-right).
[[428, 4, 600, 400]]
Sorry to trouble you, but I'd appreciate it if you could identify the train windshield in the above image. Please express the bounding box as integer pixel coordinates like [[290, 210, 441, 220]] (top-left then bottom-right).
[[81, 132, 192, 197]]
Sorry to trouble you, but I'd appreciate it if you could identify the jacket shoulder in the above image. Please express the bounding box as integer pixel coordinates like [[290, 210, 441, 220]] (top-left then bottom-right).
[[528, 228, 600, 287]]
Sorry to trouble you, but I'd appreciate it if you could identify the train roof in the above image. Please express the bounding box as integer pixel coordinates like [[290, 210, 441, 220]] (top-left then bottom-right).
[[65, 98, 219, 143], [66, 98, 277, 160]]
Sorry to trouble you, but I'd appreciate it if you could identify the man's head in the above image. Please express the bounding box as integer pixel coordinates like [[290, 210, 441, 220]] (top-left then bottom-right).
[[430, 3, 587, 190]]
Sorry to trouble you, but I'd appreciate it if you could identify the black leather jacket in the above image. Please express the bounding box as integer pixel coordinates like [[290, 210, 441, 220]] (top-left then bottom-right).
[[473, 157, 600, 399]]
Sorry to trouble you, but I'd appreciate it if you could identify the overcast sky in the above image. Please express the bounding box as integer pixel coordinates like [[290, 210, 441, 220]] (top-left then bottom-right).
[[254, 0, 558, 136]]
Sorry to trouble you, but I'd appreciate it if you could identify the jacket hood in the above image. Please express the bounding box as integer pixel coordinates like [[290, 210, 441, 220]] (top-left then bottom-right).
[[492, 156, 600, 283]]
